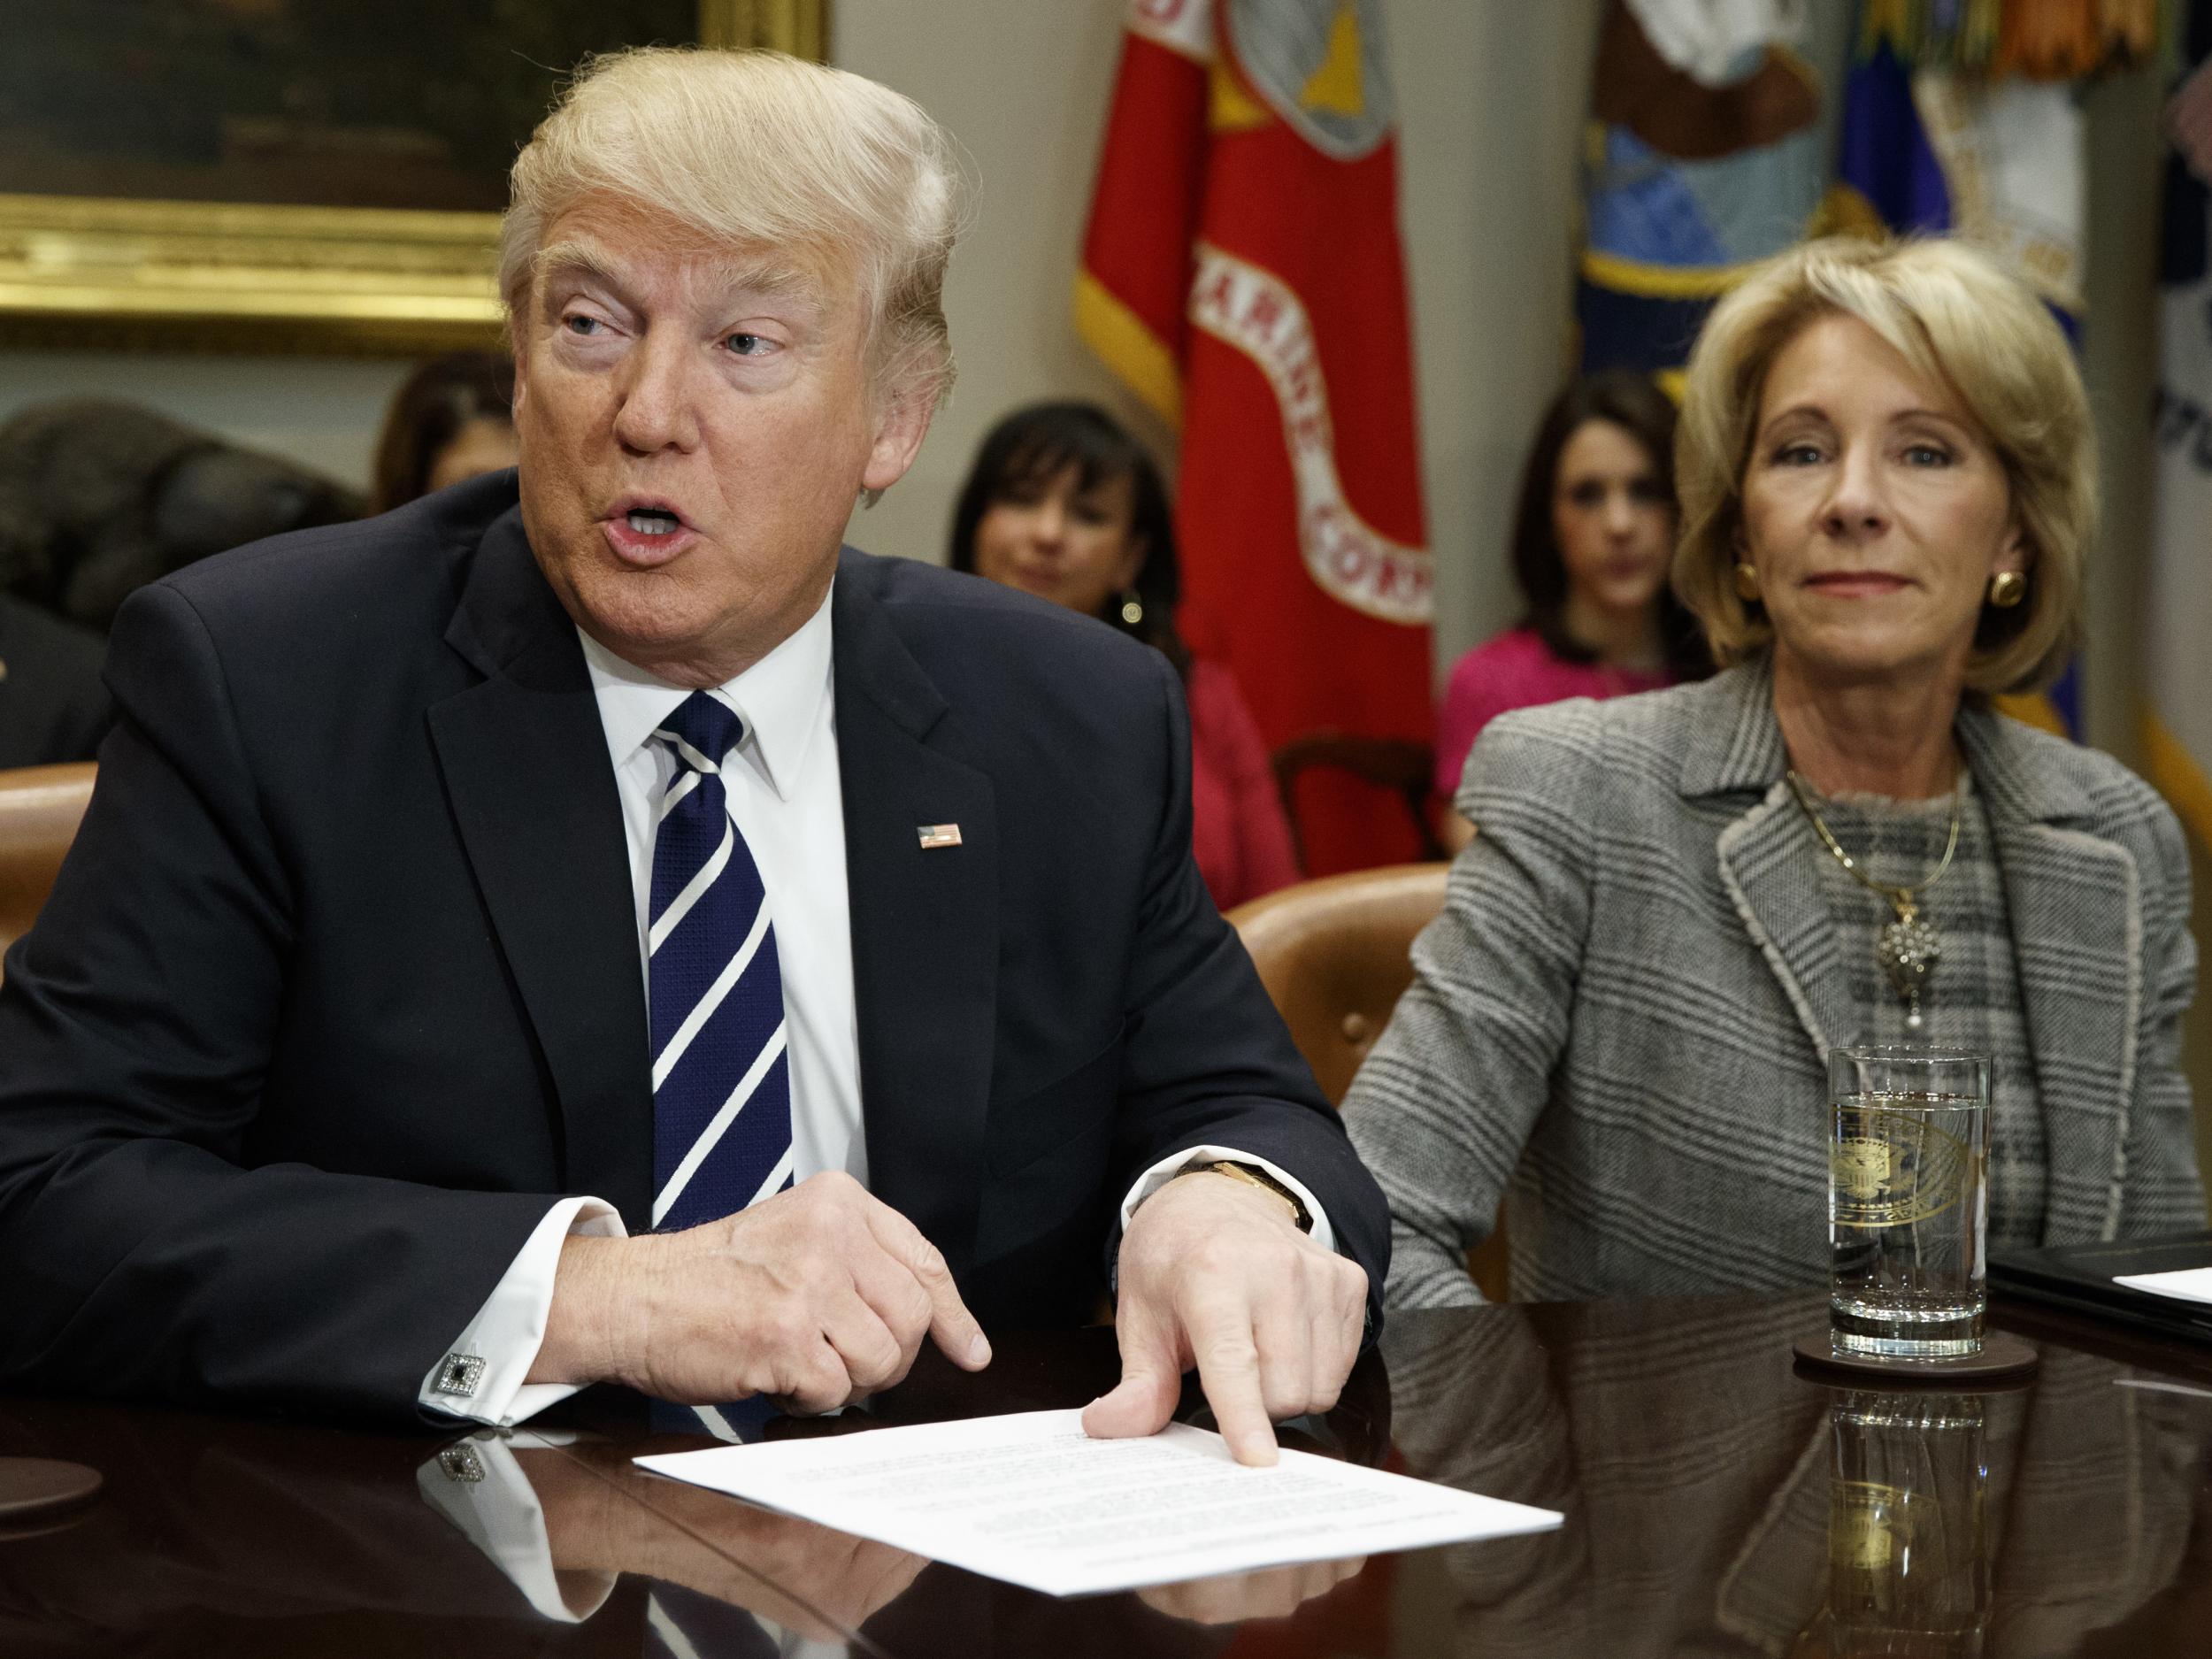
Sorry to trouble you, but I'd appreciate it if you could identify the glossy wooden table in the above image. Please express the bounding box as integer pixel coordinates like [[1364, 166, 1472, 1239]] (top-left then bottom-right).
[[4, 1292, 2209, 1656]]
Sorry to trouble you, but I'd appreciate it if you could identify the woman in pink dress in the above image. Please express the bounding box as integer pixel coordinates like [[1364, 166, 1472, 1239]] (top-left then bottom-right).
[[950, 402, 1301, 910], [1436, 372, 1709, 850]]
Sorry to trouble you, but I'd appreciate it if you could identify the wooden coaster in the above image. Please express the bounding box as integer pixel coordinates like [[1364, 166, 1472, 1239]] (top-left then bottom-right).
[[1793, 1329, 2039, 1386], [0, 1459, 102, 1530]]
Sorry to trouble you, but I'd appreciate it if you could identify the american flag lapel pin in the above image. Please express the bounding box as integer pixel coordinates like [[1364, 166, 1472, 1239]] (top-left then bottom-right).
[[917, 823, 963, 849]]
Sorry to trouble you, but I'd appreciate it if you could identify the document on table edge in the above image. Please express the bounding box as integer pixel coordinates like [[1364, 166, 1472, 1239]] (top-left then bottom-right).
[[634, 1407, 1562, 1598], [2116, 1264, 2212, 1305]]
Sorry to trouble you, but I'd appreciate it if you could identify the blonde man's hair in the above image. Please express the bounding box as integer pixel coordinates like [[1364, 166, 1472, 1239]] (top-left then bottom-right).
[[502, 47, 962, 410], [1672, 235, 2092, 695]]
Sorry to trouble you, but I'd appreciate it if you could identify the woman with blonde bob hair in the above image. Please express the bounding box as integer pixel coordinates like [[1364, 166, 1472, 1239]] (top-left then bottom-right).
[[1345, 236, 2202, 1310]]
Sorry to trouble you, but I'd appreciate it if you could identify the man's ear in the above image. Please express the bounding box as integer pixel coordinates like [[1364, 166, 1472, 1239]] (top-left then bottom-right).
[[860, 381, 939, 495], [507, 318, 531, 418]]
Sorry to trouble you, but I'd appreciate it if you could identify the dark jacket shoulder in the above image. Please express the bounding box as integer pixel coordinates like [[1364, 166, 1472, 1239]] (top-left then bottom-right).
[[834, 545, 1181, 750], [144, 471, 509, 639], [837, 545, 1167, 679]]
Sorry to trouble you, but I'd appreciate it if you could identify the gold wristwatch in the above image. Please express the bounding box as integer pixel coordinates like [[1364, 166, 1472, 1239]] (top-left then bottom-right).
[[1204, 1160, 1312, 1233]]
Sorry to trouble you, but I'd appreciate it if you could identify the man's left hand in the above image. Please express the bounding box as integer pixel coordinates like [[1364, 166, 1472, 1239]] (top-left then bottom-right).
[[1081, 1169, 1367, 1466]]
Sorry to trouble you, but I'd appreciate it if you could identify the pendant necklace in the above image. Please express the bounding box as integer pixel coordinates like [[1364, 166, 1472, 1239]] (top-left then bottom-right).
[[1785, 769, 1962, 1032]]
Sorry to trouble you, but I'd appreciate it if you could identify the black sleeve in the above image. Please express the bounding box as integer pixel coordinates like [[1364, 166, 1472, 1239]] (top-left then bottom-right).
[[1104, 648, 1390, 1335], [0, 583, 554, 1421]]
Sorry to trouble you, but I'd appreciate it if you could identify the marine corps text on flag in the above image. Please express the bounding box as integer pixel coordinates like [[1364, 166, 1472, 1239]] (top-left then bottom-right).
[[1079, 0, 1432, 873]]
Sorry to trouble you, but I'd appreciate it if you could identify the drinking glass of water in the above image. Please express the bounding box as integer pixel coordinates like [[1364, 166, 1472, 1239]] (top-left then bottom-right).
[[1827, 1046, 1990, 1361]]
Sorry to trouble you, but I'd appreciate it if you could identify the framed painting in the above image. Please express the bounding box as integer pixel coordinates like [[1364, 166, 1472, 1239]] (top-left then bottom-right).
[[0, 0, 830, 353]]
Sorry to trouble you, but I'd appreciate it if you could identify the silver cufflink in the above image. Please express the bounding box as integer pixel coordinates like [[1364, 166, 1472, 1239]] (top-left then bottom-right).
[[437, 1445, 486, 1484], [434, 1352, 487, 1399]]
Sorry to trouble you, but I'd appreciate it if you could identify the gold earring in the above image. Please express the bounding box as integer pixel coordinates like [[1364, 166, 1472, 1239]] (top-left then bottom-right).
[[1118, 588, 1145, 626], [1988, 571, 2025, 609], [1733, 563, 1761, 602]]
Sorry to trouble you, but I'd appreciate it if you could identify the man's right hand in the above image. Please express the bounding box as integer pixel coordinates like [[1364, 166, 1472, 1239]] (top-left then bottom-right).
[[527, 1171, 991, 1410]]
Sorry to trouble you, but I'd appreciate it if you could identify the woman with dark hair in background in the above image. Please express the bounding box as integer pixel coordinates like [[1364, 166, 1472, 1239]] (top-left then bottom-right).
[[371, 352, 518, 513], [1433, 371, 1708, 849], [951, 401, 1300, 910]]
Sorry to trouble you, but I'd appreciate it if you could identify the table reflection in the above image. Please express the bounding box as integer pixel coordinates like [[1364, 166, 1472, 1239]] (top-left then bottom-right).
[[1381, 1295, 2212, 1657], [0, 1397, 646, 1656], [0, 1325, 1392, 1657], [5, 1300, 2212, 1656], [583, 1376, 1388, 1654], [429, 1432, 930, 1639], [1810, 1389, 1989, 1658]]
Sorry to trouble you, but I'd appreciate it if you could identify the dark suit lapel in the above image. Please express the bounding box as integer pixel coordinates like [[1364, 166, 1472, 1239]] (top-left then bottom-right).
[[427, 509, 653, 1226], [1960, 710, 2131, 1241], [833, 561, 998, 1276]]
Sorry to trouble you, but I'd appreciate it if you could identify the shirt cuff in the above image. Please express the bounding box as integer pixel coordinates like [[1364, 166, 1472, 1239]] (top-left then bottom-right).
[[419, 1197, 627, 1427], [1118, 1145, 1337, 1256]]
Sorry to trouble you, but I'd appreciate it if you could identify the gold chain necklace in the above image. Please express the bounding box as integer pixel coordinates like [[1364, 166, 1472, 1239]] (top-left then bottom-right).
[[1785, 769, 1962, 1033]]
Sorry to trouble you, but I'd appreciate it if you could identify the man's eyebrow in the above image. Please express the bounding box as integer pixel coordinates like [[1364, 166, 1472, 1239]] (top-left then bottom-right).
[[533, 242, 826, 319], [702, 256, 826, 314], [534, 242, 630, 303]]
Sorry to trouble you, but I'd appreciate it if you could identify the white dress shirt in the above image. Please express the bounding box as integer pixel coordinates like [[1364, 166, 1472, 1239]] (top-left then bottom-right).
[[421, 582, 1330, 1425]]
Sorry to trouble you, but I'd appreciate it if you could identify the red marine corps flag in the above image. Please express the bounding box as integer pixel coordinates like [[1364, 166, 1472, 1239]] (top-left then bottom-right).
[[1079, 0, 1432, 875]]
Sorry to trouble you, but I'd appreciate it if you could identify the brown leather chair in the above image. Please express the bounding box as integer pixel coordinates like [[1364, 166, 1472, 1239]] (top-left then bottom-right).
[[0, 762, 96, 968], [1228, 862, 1509, 1300]]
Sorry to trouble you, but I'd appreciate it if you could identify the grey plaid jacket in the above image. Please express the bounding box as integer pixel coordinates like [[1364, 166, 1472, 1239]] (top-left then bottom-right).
[[1343, 659, 2207, 1308]]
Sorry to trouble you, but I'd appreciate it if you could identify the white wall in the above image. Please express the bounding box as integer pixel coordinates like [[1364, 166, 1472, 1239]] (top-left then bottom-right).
[[1389, 0, 1598, 679], [831, 1, 1155, 572], [2078, 61, 2165, 764]]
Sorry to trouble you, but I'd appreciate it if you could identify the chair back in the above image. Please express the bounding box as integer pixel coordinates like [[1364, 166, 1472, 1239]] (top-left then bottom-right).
[[1228, 860, 1509, 1301], [1271, 734, 1445, 868], [0, 763, 96, 964], [1228, 863, 1449, 1105]]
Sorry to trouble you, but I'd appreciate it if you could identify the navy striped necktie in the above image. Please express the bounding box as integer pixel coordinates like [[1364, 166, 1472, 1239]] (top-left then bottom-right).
[[648, 691, 795, 1233], [645, 1582, 780, 1657]]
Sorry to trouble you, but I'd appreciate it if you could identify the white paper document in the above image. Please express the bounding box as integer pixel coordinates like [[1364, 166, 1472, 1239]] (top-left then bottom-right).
[[634, 1408, 1561, 1597], [2115, 1265, 2212, 1305]]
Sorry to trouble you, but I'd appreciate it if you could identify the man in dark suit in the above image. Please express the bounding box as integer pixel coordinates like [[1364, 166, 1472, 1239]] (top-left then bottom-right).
[[0, 48, 1383, 1465]]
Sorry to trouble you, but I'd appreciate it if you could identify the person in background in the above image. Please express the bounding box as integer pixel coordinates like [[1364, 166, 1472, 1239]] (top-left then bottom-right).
[[0, 594, 108, 769], [1347, 235, 2202, 1309], [371, 351, 519, 512], [1433, 372, 1708, 851], [0, 400, 364, 634], [950, 402, 1301, 910]]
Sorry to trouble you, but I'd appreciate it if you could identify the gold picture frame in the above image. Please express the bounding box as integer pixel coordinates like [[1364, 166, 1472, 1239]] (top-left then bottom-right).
[[0, 1, 830, 355]]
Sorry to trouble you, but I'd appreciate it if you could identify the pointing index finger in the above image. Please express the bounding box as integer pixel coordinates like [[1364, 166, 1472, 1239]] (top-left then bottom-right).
[[863, 1195, 991, 1371], [1185, 1292, 1278, 1466]]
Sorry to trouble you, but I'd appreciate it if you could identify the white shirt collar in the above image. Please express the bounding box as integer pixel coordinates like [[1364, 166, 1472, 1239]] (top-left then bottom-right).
[[577, 581, 834, 803]]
